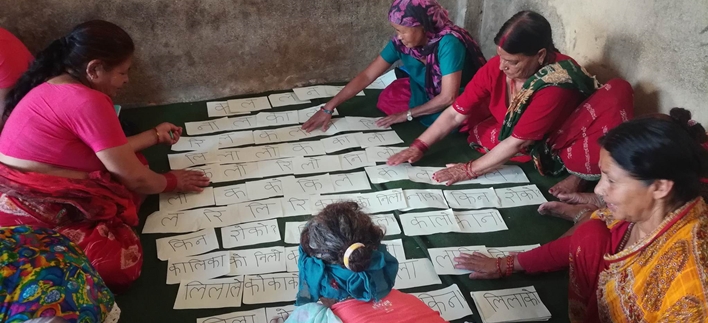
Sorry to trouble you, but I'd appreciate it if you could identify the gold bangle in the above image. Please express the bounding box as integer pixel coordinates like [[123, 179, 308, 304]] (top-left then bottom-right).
[[154, 128, 161, 143]]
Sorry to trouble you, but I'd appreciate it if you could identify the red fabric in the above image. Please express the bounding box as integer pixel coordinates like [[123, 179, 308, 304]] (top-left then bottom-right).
[[0, 28, 33, 89], [331, 289, 447, 323], [0, 160, 143, 293], [0, 83, 128, 172], [376, 78, 411, 116]]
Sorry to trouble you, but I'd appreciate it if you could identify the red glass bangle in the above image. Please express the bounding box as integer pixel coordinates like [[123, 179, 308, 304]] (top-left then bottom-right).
[[410, 138, 429, 153], [162, 172, 178, 193]]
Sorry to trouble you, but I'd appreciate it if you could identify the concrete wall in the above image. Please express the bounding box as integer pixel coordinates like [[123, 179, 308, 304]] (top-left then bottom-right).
[[478, 0, 708, 121], [0, 0, 483, 107]]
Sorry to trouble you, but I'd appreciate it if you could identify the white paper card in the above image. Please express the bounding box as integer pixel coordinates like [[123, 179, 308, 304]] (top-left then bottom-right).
[[171, 136, 220, 152], [282, 174, 334, 196], [155, 228, 219, 261], [256, 110, 299, 127], [166, 251, 230, 285], [486, 244, 541, 258], [412, 284, 474, 321], [292, 156, 342, 175], [278, 141, 326, 158], [331, 172, 371, 193], [284, 247, 300, 272], [266, 305, 297, 323], [475, 165, 530, 185], [429, 245, 488, 275], [310, 193, 361, 214], [221, 219, 281, 248], [168, 150, 219, 170], [228, 247, 287, 276], [143, 206, 238, 234], [269, 92, 311, 107], [281, 196, 313, 217], [297, 104, 338, 123], [381, 239, 407, 260], [159, 187, 216, 212], [206, 101, 240, 117], [444, 188, 500, 209], [246, 176, 291, 200], [370, 213, 401, 236], [237, 145, 282, 163], [284, 221, 308, 244], [218, 162, 261, 183], [394, 258, 442, 290], [365, 163, 411, 184], [253, 129, 283, 145], [496, 185, 547, 208], [307, 117, 350, 137], [399, 209, 462, 236], [256, 158, 295, 177], [217, 131, 255, 149], [404, 189, 449, 210], [358, 189, 408, 214], [320, 133, 361, 153], [174, 276, 244, 309], [454, 209, 508, 233], [236, 198, 284, 222], [293, 85, 363, 101], [229, 115, 259, 131], [227, 97, 271, 113], [338, 151, 376, 171], [365, 146, 407, 163], [242, 273, 300, 304], [471, 286, 552, 323], [214, 184, 250, 206], [356, 131, 404, 148], [185, 117, 232, 135], [344, 116, 391, 131], [366, 69, 398, 90], [197, 308, 266, 323], [187, 164, 225, 183]]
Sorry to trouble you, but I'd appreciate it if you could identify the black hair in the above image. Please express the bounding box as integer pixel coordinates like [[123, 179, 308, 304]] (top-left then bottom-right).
[[3, 20, 134, 120], [493, 10, 557, 56], [300, 202, 385, 272], [599, 109, 708, 204]]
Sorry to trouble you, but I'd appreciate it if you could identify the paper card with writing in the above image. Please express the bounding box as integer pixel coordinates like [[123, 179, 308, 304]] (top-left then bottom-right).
[[159, 187, 216, 212], [217, 162, 261, 183], [307, 117, 350, 137], [320, 133, 361, 153], [278, 141, 326, 158], [187, 164, 225, 183], [166, 251, 230, 285], [496, 184, 547, 208], [236, 198, 284, 222], [197, 308, 266, 323], [215, 148, 246, 164], [171, 136, 220, 152], [266, 305, 297, 323], [255, 158, 294, 178], [206, 101, 240, 117], [365, 146, 407, 163], [217, 131, 255, 149], [221, 220, 281, 248], [256, 110, 299, 127], [471, 286, 552, 323], [331, 171, 371, 193], [292, 86, 330, 101], [366, 69, 397, 90], [240, 145, 283, 163], [344, 116, 391, 131], [143, 210, 201, 234], [270, 125, 312, 143], [269, 92, 312, 108], [227, 97, 271, 114], [253, 129, 283, 145], [228, 246, 287, 276], [281, 195, 313, 217], [411, 284, 474, 321], [486, 244, 541, 259], [399, 209, 462, 236], [229, 115, 259, 131], [338, 151, 376, 171], [185, 117, 233, 135], [214, 184, 249, 206], [324, 85, 365, 97], [173, 276, 244, 309], [394, 258, 442, 290], [193, 207, 241, 230], [381, 239, 406, 260], [292, 155, 342, 175], [355, 131, 404, 148], [284, 247, 300, 272], [453, 209, 508, 233], [370, 213, 401, 236], [297, 104, 337, 123], [444, 188, 500, 209], [168, 149, 220, 170], [406, 166, 475, 186], [358, 189, 408, 214], [365, 163, 411, 184], [428, 245, 488, 275], [282, 174, 334, 196], [310, 193, 361, 214], [403, 189, 449, 210], [155, 228, 219, 261], [475, 165, 530, 185], [284, 221, 308, 244], [246, 176, 291, 200], [242, 273, 300, 304]]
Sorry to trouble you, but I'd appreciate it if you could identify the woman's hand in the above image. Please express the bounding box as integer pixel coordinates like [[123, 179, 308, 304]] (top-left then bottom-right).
[[432, 162, 477, 186], [170, 170, 210, 193], [376, 112, 407, 128], [387, 146, 424, 165], [302, 109, 333, 133], [454, 252, 505, 279], [155, 122, 182, 146]]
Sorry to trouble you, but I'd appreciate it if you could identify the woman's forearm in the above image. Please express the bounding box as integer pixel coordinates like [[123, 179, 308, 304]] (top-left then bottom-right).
[[417, 107, 467, 146], [470, 136, 532, 175], [128, 130, 158, 152]]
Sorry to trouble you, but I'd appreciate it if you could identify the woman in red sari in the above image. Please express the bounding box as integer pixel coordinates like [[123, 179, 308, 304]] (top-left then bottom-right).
[[0, 21, 209, 292], [388, 11, 634, 194]]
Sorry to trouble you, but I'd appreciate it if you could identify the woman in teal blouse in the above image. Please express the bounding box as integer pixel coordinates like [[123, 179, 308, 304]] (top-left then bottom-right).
[[302, 0, 486, 132]]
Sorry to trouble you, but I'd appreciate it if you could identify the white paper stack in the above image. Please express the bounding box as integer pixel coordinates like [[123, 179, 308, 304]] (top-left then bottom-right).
[[471, 286, 551, 322]]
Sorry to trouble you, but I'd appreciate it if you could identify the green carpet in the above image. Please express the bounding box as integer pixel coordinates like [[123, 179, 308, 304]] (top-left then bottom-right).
[[116, 87, 572, 323]]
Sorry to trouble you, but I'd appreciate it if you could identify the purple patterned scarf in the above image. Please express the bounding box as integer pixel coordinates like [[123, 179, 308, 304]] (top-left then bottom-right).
[[389, 0, 487, 98]]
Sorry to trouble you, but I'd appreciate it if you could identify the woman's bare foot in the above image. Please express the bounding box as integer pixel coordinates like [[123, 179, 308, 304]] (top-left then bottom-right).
[[556, 192, 605, 208], [548, 175, 586, 197], [538, 201, 597, 222]]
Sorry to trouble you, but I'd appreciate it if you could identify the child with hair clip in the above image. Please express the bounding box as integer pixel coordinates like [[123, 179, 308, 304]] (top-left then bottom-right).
[[281, 202, 447, 323]]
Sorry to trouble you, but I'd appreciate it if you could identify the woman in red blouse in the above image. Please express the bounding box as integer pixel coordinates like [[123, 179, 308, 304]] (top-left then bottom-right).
[[388, 11, 634, 195]]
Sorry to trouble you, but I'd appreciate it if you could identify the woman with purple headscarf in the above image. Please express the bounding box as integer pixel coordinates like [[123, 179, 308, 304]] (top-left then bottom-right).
[[302, 0, 486, 132]]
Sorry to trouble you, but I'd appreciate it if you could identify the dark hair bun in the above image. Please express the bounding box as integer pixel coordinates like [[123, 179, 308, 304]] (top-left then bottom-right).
[[670, 108, 708, 144]]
